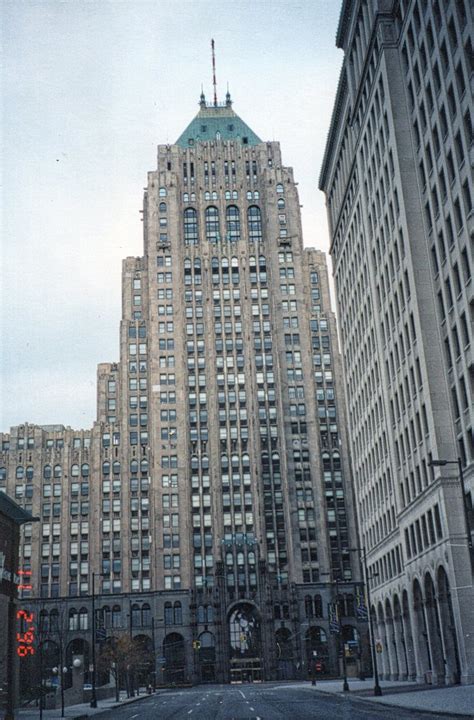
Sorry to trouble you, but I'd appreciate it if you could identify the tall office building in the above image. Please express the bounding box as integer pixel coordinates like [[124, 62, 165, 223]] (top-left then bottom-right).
[[1, 92, 368, 685], [319, 0, 473, 684]]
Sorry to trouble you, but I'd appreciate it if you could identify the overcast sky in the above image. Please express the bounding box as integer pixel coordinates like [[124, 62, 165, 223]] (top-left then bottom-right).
[[1, 0, 343, 431]]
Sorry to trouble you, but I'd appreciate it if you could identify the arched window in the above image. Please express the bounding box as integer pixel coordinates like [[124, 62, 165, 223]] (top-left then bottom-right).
[[184, 208, 199, 246], [201, 455, 209, 470], [183, 193, 189, 202], [131, 603, 141, 627], [71, 464, 79, 477], [206, 605, 214, 623], [26, 466, 34, 480], [305, 595, 313, 618], [322, 452, 331, 470], [204, 191, 211, 200], [16, 466, 24, 480], [247, 206, 262, 243], [159, 187, 167, 197], [102, 461, 110, 475], [159, 202, 167, 213], [212, 191, 218, 200], [140, 458, 149, 475], [54, 465, 62, 478], [191, 455, 199, 470], [276, 183, 284, 194], [79, 608, 88, 630], [50, 609, 59, 631], [39, 609, 49, 632], [344, 594, 355, 617], [112, 461, 120, 475], [0, 468, 6, 482], [81, 463, 89, 477], [333, 451, 341, 470], [164, 602, 173, 625], [205, 207, 219, 243], [314, 594, 323, 618], [102, 606, 111, 628], [277, 198, 285, 209], [226, 205, 240, 242], [130, 459, 139, 474], [43, 465, 52, 479], [220, 455, 228, 469], [112, 605, 121, 628], [225, 552, 233, 566], [174, 602, 182, 625], [225, 190, 231, 200], [197, 605, 206, 623], [68, 608, 78, 631], [142, 603, 151, 627]]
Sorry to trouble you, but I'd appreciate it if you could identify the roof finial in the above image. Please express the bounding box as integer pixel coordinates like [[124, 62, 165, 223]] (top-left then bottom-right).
[[211, 38, 217, 107], [200, 84, 206, 108], [226, 82, 232, 107]]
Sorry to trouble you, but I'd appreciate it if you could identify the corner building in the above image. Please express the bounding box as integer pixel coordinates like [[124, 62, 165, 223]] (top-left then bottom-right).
[[320, 0, 473, 684], [1, 93, 368, 685]]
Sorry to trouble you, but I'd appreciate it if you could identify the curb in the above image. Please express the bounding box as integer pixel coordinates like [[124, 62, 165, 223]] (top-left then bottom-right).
[[111, 692, 161, 709], [312, 688, 472, 719]]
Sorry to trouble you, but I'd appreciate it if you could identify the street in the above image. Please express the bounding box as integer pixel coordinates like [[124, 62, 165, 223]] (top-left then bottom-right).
[[92, 684, 466, 720]]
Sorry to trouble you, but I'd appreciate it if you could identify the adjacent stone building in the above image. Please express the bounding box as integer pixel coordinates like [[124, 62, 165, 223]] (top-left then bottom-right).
[[319, 0, 473, 684], [1, 92, 368, 686]]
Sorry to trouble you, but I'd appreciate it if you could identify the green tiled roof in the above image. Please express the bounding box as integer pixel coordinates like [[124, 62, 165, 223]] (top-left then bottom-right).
[[176, 96, 262, 148]]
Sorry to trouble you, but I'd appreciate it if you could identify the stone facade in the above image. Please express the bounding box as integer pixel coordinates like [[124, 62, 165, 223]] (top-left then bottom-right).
[[319, 0, 473, 684], [1, 96, 369, 685]]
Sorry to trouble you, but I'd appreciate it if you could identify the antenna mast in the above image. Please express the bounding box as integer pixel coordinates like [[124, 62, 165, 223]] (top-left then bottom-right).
[[211, 39, 217, 106]]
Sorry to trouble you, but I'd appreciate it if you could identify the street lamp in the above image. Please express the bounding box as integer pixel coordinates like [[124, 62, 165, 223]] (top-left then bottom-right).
[[90, 572, 106, 708], [357, 548, 382, 697], [428, 458, 473, 565]]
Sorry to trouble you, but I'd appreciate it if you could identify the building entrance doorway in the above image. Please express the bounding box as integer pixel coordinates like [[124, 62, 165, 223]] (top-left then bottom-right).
[[228, 602, 262, 683], [230, 658, 262, 683]]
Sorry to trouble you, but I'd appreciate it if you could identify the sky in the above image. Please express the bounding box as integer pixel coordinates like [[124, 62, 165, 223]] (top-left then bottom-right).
[[1, 0, 344, 431]]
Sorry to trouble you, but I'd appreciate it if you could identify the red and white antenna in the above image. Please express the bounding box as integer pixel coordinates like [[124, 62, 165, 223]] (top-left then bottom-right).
[[211, 39, 217, 106]]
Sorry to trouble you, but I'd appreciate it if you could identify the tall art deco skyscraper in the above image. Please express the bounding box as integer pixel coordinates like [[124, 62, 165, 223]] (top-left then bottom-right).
[[319, 0, 473, 685], [1, 90, 367, 685]]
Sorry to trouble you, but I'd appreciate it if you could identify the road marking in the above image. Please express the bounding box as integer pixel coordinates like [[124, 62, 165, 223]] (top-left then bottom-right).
[[250, 708, 255, 712], [188, 711, 193, 715], [238, 689, 246, 699], [130, 715, 139, 719]]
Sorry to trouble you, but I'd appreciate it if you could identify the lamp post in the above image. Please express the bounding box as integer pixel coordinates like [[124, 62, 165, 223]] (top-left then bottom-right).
[[90, 573, 98, 708], [428, 458, 472, 566], [360, 548, 382, 696]]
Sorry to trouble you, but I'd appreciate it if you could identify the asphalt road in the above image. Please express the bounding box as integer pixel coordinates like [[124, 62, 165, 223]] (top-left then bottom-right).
[[94, 683, 465, 720]]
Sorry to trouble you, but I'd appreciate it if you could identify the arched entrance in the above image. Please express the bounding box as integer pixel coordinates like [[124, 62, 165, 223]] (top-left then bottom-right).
[[342, 625, 360, 678], [413, 579, 431, 682], [305, 626, 328, 677], [424, 573, 445, 683], [228, 603, 262, 683], [437, 567, 461, 684], [198, 631, 216, 682], [133, 634, 154, 687], [65, 639, 90, 689], [401, 590, 416, 679], [163, 633, 185, 684], [275, 628, 295, 679]]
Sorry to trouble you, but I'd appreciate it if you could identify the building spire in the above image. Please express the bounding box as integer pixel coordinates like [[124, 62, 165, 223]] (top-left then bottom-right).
[[226, 82, 232, 107], [200, 84, 206, 108], [211, 38, 217, 107]]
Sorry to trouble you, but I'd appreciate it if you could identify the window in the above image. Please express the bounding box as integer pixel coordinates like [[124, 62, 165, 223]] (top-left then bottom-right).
[[226, 205, 240, 242], [205, 206, 219, 243], [184, 208, 199, 245], [247, 206, 262, 243]]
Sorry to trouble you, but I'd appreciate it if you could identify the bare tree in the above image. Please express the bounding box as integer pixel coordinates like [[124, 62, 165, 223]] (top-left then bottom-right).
[[98, 636, 141, 701]]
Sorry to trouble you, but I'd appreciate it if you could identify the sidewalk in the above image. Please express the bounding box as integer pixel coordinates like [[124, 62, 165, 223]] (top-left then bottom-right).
[[308, 679, 474, 717], [16, 689, 159, 720]]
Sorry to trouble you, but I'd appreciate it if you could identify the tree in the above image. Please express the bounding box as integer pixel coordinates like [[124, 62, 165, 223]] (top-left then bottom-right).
[[98, 636, 141, 701]]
